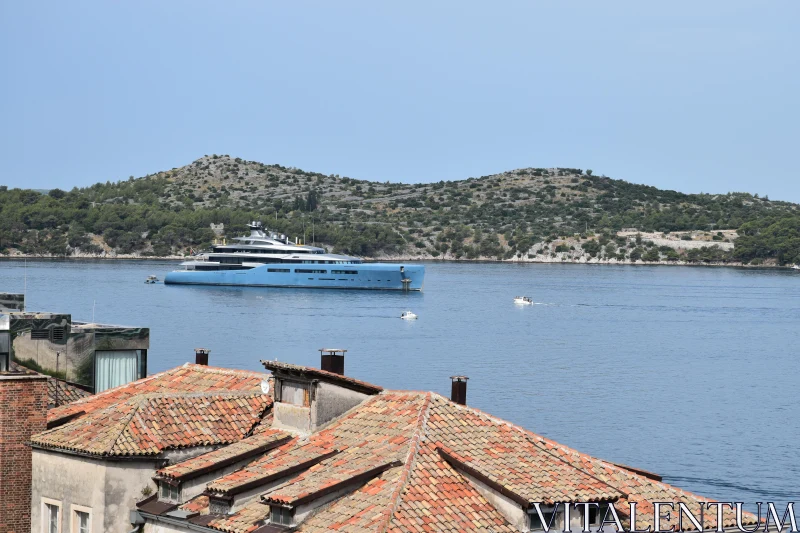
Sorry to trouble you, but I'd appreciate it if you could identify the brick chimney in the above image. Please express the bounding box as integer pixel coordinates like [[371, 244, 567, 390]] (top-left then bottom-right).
[[0, 371, 48, 532], [195, 348, 210, 366], [450, 376, 468, 405], [319, 348, 346, 375]]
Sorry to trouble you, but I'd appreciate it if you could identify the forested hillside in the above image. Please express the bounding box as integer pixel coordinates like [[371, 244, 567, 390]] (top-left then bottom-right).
[[1, 155, 798, 265]]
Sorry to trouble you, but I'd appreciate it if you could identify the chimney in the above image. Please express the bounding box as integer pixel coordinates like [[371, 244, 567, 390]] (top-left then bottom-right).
[[319, 348, 346, 375], [0, 371, 48, 532], [450, 376, 468, 405], [195, 348, 210, 366]]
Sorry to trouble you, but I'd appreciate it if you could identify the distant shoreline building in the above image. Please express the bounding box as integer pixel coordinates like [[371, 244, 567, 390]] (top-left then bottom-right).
[[0, 293, 149, 394]]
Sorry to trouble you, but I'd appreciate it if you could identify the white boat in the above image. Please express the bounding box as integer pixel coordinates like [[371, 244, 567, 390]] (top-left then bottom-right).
[[165, 221, 424, 290], [513, 296, 533, 305], [145, 275, 159, 284], [792, 265, 800, 270], [400, 311, 418, 320]]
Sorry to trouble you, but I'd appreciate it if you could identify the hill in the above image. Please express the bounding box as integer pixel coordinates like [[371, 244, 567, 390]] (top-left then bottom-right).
[[1, 155, 799, 265]]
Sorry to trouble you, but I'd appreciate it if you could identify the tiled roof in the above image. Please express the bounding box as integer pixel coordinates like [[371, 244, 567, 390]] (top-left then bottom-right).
[[261, 360, 383, 394], [157, 429, 291, 481], [131, 364, 760, 533], [47, 378, 91, 407], [202, 499, 273, 533], [206, 439, 336, 496], [8, 361, 91, 407], [428, 395, 623, 505], [31, 391, 271, 456], [47, 363, 266, 424]]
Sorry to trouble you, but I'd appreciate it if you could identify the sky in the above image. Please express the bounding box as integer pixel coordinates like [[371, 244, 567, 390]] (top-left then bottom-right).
[[1, 2, 798, 201]]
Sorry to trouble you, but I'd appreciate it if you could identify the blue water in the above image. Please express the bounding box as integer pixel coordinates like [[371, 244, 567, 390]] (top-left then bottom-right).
[[2, 259, 798, 510]]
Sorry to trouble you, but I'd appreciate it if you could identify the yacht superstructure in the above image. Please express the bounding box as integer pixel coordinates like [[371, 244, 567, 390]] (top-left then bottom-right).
[[163, 222, 424, 290]]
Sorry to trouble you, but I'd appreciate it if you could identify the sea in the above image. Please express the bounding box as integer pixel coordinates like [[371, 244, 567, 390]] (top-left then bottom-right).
[[2, 259, 798, 511]]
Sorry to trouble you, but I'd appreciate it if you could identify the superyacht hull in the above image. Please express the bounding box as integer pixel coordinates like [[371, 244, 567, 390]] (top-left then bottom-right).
[[164, 262, 424, 290]]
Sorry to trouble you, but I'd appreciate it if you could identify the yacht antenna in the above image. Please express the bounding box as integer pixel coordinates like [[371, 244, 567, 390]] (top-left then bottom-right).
[[24, 259, 27, 307], [92, 300, 96, 323]]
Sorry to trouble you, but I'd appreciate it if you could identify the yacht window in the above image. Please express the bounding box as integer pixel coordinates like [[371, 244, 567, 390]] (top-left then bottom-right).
[[332, 270, 358, 275], [268, 268, 290, 273], [295, 269, 326, 274]]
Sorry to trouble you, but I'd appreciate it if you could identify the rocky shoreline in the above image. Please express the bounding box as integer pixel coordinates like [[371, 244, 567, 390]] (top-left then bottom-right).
[[0, 252, 783, 268]]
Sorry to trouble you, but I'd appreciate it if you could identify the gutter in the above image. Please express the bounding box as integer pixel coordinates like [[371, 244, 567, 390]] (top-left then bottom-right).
[[138, 511, 218, 533], [29, 443, 170, 464]]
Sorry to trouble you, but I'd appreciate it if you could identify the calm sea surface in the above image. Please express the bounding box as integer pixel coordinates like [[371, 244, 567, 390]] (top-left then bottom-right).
[[2, 259, 798, 509]]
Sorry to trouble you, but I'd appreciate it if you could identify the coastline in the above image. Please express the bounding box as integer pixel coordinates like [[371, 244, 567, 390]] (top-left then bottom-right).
[[0, 252, 787, 269]]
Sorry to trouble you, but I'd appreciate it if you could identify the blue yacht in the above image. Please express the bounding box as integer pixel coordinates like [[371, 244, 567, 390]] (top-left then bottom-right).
[[164, 222, 424, 290]]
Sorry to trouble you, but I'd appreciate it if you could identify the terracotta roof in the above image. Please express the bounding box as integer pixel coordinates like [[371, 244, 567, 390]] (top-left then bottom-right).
[[8, 361, 91, 407], [47, 378, 91, 407], [202, 499, 273, 533], [31, 391, 272, 456], [156, 429, 291, 481], [47, 363, 266, 424], [261, 360, 383, 394], [428, 396, 623, 505], [206, 439, 337, 496], [154, 389, 758, 533]]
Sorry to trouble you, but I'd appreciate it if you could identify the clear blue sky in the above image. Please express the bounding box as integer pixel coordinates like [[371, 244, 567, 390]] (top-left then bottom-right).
[[1, 2, 798, 201]]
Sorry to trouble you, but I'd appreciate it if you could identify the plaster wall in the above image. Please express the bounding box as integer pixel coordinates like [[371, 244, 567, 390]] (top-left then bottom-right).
[[104, 461, 159, 533], [311, 381, 369, 429], [32, 450, 165, 533], [32, 450, 106, 533], [461, 470, 529, 531], [273, 402, 311, 434]]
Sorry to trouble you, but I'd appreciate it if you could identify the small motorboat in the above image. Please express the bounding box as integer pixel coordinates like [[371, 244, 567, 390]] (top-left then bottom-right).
[[145, 275, 160, 284], [513, 296, 533, 305], [792, 265, 800, 270], [400, 311, 418, 320]]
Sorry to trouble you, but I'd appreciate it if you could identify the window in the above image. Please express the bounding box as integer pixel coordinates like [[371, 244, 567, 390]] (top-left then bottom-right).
[[0, 331, 9, 371], [95, 350, 140, 393], [587, 503, 614, 527], [209, 497, 231, 515], [70, 506, 91, 533], [331, 270, 358, 275], [268, 268, 290, 273], [295, 269, 326, 274], [42, 499, 61, 533], [270, 506, 293, 526], [529, 506, 563, 531], [279, 379, 310, 407], [159, 481, 181, 503]]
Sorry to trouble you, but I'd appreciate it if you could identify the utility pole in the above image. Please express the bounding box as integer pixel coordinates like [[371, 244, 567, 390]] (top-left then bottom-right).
[[55, 352, 60, 407]]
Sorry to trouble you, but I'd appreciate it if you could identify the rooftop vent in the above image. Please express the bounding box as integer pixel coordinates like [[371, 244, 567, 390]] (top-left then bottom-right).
[[450, 376, 468, 405], [195, 348, 210, 366], [319, 348, 346, 375]]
